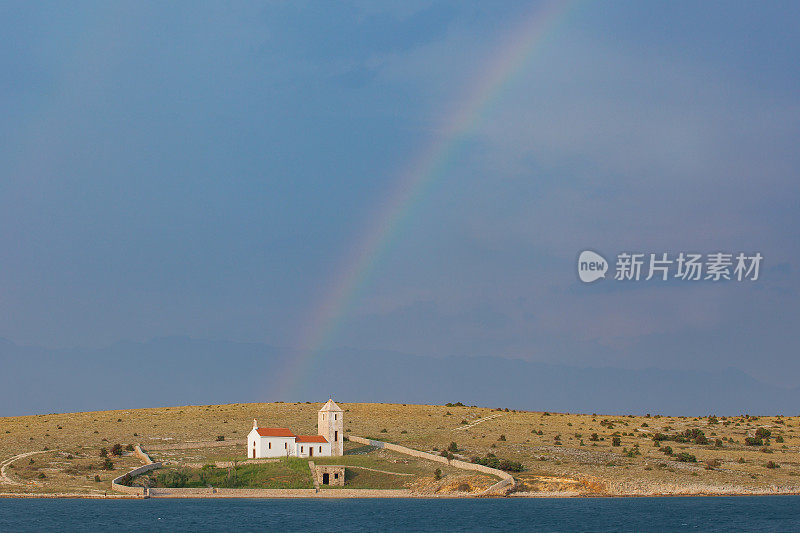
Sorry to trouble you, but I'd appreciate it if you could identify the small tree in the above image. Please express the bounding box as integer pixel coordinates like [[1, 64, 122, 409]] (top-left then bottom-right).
[[434, 468, 442, 480], [612, 437, 621, 447], [755, 428, 771, 439], [99, 447, 108, 458], [448, 442, 459, 453]]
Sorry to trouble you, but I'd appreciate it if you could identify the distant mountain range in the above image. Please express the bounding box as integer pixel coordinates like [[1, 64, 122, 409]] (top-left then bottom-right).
[[1, 337, 796, 417]]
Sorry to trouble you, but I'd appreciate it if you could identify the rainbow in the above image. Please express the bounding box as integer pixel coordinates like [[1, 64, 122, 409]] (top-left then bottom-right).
[[276, 0, 577, 399]]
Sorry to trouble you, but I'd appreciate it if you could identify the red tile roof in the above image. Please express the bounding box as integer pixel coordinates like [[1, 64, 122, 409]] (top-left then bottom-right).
[[255, 427, 296, 438], [295, 435, 328, 443]]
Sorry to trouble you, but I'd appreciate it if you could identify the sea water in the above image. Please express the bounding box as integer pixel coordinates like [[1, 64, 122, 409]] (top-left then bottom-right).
[[1, 496, 799, 532]]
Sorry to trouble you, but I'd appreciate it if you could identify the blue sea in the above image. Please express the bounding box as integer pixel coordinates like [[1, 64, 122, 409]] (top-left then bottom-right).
[[1, 496, 799, 532]]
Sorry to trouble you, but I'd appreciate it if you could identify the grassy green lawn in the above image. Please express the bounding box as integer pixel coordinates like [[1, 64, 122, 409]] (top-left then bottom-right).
[[312, 442, 495, 489], [128, 442, 495, 491], [133, 458, 313, 489]]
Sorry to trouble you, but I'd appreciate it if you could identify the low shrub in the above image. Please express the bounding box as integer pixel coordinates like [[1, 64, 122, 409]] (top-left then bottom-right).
[[755, 428, 772, 439], [156, 469, 189, 488]]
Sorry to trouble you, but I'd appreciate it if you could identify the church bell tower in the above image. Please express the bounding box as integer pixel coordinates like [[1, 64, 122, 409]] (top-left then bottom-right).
[[318, 398, 344, 456]]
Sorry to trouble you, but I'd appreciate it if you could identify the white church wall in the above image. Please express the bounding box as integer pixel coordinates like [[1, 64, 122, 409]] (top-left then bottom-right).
[[295, 441, 331, 458], [259, 436, 295, 458]]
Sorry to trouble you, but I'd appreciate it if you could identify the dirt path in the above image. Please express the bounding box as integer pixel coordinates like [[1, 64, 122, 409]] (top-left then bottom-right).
[[1, 450, 54, 486], [454, 413, 502, 431]]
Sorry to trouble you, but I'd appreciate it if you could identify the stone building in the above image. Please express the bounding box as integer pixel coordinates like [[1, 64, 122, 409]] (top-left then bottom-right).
[[247, 398, 343, 459], [314, 464, 346, 487], [317, 398, 344, 456]]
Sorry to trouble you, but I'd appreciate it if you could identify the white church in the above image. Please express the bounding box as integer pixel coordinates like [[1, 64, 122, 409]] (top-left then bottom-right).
[[247, 398, 344, 458]]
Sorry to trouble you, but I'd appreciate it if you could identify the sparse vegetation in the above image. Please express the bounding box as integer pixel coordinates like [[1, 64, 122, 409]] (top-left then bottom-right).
[[2, 402, 799, 497], [471, 453, 524, 472]]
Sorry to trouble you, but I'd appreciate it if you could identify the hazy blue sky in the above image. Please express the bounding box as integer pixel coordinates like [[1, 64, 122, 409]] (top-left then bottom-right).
[[2, 1, 798, 393]]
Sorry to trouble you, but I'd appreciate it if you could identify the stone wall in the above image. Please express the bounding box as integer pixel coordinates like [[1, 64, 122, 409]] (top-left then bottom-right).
[[145, 487, 412, 498], [134, 445, 153, 465], [111, 462, 162, 496], [181, 458, 279, 469], [349, 436, 515, 495]]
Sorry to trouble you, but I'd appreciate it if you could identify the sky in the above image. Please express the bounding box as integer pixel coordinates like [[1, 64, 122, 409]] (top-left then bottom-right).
[[1, 1, 799, 406]]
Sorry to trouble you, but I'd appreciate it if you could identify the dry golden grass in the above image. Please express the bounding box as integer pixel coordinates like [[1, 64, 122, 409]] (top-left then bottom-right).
[[2, 402, 800, 495]]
